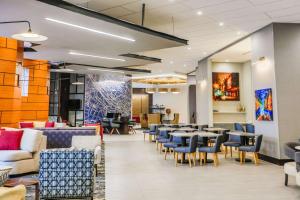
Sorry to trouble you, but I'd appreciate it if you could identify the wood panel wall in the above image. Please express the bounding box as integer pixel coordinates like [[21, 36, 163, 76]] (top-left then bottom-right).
[[0, 37, 50, 128]]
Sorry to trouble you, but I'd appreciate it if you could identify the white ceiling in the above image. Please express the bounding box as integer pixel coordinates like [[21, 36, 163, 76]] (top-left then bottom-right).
[[69, 0, 300, 74], [0, 0, 186, 69], [211, 37, 251, 62]]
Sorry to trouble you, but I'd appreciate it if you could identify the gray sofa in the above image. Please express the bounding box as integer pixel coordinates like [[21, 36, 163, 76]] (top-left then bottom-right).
[[37, 127, 96, 149]]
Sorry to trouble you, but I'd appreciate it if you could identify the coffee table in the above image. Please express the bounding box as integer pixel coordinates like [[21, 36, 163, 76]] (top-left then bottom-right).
[[4, 177, 39, 200]]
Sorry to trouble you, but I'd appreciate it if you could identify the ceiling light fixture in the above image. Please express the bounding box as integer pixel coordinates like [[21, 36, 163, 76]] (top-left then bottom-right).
[[169, 61, 174, 64], [197, 11, 203, 15], [183, 64, 187, 67], [0, 20, 48, 42], [187, 46, 191, 50], [69, 52, 126, 62], [72, 81, 84, 85], [88, 68, 125, 74], [237, 31, 241, 35], [219, 22, 224, 26], [45, 18, 135, 42]]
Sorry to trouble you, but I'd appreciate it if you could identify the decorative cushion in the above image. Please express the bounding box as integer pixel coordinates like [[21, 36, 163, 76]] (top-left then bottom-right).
[[45, 122, 55, 128], [33, 121, 46, 128], [284, 162, 297, 176], [20, 129, 43, 152], [19, 122, 34, 128], [0, 150, 32, 161], [0, 130, 23, 150]]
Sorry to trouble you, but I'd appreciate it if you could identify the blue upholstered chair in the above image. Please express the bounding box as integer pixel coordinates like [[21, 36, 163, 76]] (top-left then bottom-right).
[[234, 123, 245, 132], [174, 135, 198, 167], [245, 124, 255, 144], [239, 135, 263, 165], [163, 135, 182, 160], [109, 120, 120, 135], [223, 123, 244, 158], [198, 135, 223, 167], [156, 130, 170, 153], [39, 149, 94, 200], [143, 125, 156, 142]]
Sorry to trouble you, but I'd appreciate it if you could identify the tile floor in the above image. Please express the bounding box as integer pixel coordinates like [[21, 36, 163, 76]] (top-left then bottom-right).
[[105, 131, 300, 200]]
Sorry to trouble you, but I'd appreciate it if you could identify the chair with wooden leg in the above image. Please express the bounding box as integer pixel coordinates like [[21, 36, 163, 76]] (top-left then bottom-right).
[[156, 130, 170, 153], [163, 135, 182, 160], [198, 135, 223, 167], [109, 120, 120, 135], [239, 135, 263, 165], [174, 135, 198, 168]]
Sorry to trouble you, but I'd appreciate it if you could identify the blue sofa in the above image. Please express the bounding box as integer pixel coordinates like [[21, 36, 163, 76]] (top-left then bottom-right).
[[37, 127, 96, 149]]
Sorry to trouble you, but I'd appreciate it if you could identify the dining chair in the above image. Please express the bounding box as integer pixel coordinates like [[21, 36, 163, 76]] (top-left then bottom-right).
[[198, 135, 223, 167], [163, 135, 182, 160], [109, 120, 120, 135], [239, 135, 263, 165], [245, 124, 255, 144], [234, 123, 245, 132], [174, 135, 198, 168], [143, 125, 156, 142], [156, 130, 170, 153], [223, 134, 242, 158], [101, 120, 110, 134]]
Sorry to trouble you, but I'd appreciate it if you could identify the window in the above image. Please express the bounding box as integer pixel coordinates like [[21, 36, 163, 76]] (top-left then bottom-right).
[[16, 63, 29, 97]]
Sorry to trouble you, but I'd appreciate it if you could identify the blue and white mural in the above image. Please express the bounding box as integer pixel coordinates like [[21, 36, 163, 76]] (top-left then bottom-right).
[[84, 73, 132, 122]]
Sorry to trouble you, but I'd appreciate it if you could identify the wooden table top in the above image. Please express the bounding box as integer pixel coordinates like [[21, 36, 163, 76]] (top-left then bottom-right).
[[4, 178, 39, 187]]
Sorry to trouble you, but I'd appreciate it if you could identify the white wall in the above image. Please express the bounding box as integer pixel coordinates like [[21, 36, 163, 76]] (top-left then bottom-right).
[[251, 24, 281, 159], [153, 85, 189, 123], [273, 23, 300, 158], [211, 62, 252, 123], [196, 59, 213, 126]]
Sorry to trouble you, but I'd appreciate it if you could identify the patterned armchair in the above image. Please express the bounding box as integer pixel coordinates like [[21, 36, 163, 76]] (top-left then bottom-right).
[[39, 149, 94, 200]]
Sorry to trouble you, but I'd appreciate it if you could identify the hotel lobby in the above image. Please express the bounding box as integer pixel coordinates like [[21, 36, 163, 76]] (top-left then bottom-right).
[[0, 0, 300, 199]]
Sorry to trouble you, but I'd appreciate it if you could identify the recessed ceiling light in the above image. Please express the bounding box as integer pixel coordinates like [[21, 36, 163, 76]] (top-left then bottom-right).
[[69, 52, 126, 62], [197, 11, 203, 15], [183, 64, 187, 67], [170, 61, 174, 64], [45, 17, 135, 42], [219, 22, 224, 26], [203, 52, 207, 55], [187, 46, 191, 50], [237, 31, 241, 35], [225, 59, 230, 62]]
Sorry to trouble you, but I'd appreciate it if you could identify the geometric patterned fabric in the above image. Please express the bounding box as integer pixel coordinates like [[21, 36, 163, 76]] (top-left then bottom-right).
[[39, 149, 94, 199]]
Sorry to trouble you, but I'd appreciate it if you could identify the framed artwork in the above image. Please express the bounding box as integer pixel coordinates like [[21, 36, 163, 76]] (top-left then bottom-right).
[[212, 72, 240, 101], [255, 88, 273, 121]]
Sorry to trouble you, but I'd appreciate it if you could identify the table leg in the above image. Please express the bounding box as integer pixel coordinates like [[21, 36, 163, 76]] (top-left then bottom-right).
[[35, 183, 39, 200]]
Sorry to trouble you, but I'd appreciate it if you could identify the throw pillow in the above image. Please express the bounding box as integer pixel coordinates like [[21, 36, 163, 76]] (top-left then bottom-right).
[[45, 121, 55, 128], [0, 130, 24, 150], [19, 122, 34, 128]]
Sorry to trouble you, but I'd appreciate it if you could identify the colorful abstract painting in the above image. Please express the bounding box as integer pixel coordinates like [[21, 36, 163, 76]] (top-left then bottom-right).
[[255, 88, 273, 121], [212, 72, 240, 101]]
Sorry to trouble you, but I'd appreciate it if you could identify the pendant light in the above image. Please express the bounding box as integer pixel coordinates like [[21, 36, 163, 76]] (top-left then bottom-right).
[[0, 21, 48, 42]]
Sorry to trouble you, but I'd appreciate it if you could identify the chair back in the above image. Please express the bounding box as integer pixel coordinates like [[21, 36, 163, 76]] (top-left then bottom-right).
[[234, 123, 245, 132], [212, 135, 223, 152], [172, 136, 182, 144], [101, 120, 110, 127], [149, 124, 156, 132], [188, 135, 198, 152], [254, 135, 263, 152], [284, 142, 300, 160], [228, 134, 241, 143], [159, 130, 169, 138], [246, 124, 255, 133]]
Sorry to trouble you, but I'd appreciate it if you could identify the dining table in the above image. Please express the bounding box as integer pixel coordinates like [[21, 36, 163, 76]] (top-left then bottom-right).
[[203, 127, 229, 133], [169, 131, 220, 164], [228, 131, 256, 162]]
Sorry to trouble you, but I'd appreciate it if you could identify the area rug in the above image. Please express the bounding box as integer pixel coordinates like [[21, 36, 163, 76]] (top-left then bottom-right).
[[24, 144, 105, 200]]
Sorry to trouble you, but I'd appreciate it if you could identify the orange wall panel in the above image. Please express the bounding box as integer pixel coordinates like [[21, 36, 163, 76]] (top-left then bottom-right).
[[0, 37, 50, 128]]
